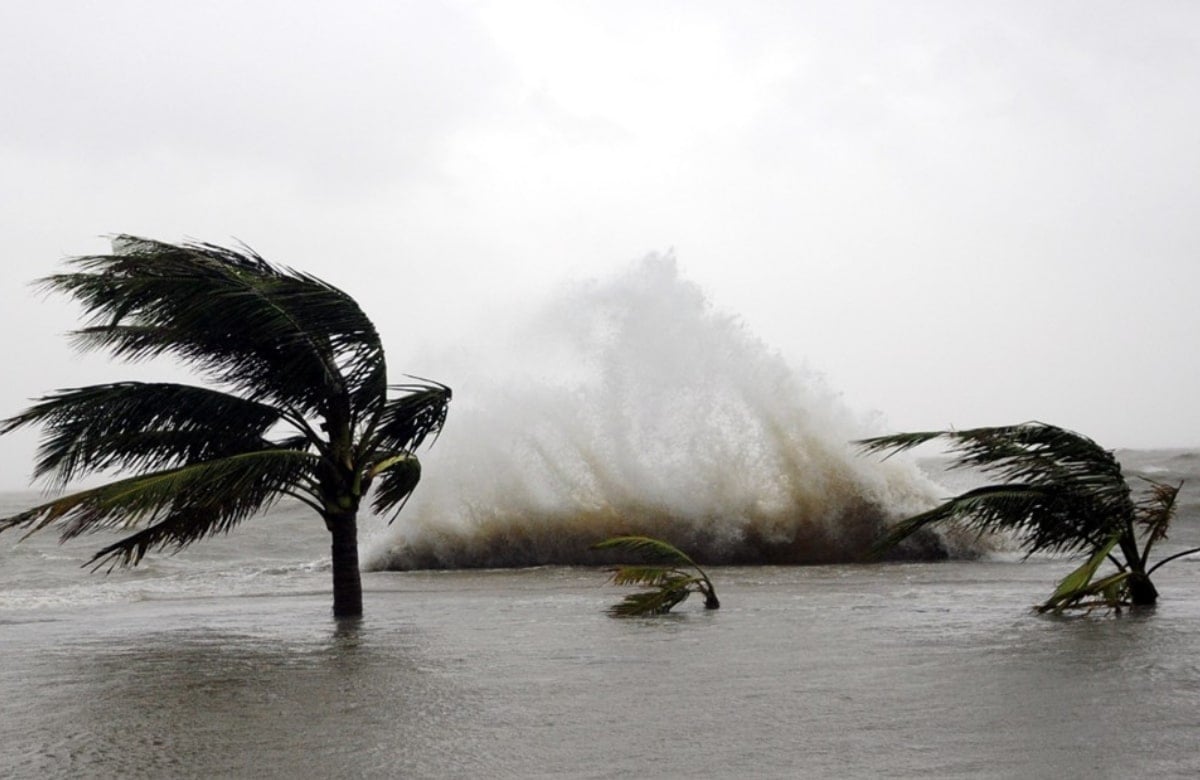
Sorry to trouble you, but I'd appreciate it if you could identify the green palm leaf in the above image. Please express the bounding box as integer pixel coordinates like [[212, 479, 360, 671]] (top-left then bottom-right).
[[1038, 534, 1124, 613], [1, 382, 288, 487], [592, 535, 701, 568], [609, 566, 693, 588], [607, 580, 694, 617], [2, 449, 318, 544]]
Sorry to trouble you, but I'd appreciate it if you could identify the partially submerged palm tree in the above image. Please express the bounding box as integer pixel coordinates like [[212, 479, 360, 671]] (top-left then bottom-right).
[[0, 237, 450, 618], [592, 535, 720, 616], [858, 422, 1195, 612]]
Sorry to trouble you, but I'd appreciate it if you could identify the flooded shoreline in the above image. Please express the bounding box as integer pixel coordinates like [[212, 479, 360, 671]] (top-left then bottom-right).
[[4, 560, 1200, 778]]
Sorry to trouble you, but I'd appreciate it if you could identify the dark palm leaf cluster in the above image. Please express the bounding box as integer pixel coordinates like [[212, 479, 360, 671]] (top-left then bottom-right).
[[46, 238, 384, 415], [858, 422, 1136, 557]]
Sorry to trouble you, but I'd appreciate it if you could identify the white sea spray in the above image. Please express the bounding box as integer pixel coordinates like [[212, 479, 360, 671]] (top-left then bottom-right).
[[365, 255, 946, 569]]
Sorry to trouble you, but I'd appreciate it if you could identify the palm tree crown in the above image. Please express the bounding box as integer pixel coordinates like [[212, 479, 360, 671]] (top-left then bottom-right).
[[0, 237, 450, 617]]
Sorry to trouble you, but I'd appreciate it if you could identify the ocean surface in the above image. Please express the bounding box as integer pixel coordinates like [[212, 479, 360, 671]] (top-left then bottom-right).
[[2, 450, 1199, 779]]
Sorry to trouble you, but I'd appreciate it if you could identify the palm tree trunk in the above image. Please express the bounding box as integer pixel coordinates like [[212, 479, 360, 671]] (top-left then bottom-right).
[[1127, 573, 1158, 606], [327, 510, 363, 618], [1118, 534, 1158, 606]]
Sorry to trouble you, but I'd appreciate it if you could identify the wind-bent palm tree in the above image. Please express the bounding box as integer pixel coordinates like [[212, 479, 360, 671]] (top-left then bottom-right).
[[592, 535, 720, 616], [859, 422, 1195, 612], [0, 237, 450, 618]]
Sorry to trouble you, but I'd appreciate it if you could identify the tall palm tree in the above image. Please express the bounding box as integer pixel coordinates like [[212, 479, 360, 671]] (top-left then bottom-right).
[[858, 422, 1195, 612], [0, 237, 450, 618]]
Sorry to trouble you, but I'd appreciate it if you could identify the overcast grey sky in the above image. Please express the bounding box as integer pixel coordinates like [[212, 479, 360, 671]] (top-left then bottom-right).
[[3, 1, 1199, 488]]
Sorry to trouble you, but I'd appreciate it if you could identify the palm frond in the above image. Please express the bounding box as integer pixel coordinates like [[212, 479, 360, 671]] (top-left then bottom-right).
[[609, 566, 692, 588], [42, 236, 384, 417], [871, 483, 1114, 557], [591, 535, 700, 568], [85, 497, 281, 571], [860, 423, 1134, 556], [0, 450, 319, 566], [370, 381, 452, 454], [860, 423, 1125, 485], [1038, 570, 1132, 614], [1, 382, 288, 487], [1047, 571, 1132, 614], [855, 429, 947, 458], [1037, 534, 1125, 613], [1135, 478, 1180, 546], [368, 453, 422, 521], [606, 580, 694, 617]]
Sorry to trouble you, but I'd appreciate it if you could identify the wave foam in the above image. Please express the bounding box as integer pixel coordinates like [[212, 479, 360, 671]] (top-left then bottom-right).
[[366, 255, 945, 569]]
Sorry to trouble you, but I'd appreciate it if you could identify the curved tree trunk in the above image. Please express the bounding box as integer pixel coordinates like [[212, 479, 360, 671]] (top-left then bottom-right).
[[327, 510, 363, 618]]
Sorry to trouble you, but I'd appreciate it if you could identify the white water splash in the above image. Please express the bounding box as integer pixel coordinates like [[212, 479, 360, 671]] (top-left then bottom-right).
[[366, 255, 944, 569]]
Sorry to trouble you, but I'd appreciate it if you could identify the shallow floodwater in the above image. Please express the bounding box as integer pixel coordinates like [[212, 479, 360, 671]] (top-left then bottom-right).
[[4, 447, 1200, 778], [4, 558, 1200, 778]]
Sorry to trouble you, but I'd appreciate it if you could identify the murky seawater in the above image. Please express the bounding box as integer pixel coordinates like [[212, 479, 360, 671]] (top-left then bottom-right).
[[4, 447, 1199, 778], [4, 559, 1200, 779]]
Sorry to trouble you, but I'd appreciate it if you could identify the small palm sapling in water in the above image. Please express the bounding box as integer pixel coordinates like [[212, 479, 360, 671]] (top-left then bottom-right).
[[592, 535, 719, 616]]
